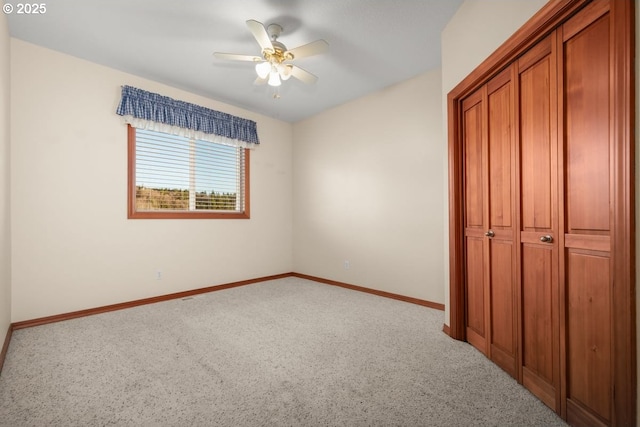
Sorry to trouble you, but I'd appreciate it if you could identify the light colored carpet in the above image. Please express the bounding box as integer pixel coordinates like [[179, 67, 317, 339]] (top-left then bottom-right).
[[0, 277, 566, 426]]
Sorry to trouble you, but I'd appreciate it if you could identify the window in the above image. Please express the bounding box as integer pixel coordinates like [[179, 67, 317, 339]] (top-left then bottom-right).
[[128, 125, 249, 219], [117, 85, 258, 218]]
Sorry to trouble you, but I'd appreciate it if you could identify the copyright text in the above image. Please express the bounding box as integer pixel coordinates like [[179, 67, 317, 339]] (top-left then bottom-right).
[[3, 3, 47, 14]]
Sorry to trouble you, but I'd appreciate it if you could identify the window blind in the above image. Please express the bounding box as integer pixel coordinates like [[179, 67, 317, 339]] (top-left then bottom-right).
[[135, 128, 245, 212]]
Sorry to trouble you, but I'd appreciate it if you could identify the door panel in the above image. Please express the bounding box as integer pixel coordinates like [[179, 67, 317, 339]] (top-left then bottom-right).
[[566, 250, 611, 424], [489, 239, 516, 376], [463, 98, 484, 229], [562, 6, 613, 425], [462, 90, 488, 355], [521, 243, 556, 409], [564, 14, 610, 234], [518, 33, 559, 411], [519, 54, 553, 231], [487, 68, 517, 377], [488, 81, 513, 229], [465, 236, 486, 353]]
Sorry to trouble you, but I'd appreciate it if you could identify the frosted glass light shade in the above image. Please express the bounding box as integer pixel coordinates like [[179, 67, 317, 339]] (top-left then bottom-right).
[[268, 71, 281, 87], [279, 64, 292, 80], [255, 62, 271, 79]]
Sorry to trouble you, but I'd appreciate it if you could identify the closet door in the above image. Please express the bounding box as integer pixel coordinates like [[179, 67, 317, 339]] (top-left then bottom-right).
[[486, 68, 518, 378], [560, 3, 614, 425], [462, 88, 489, 356], [461, 69, 518, 376], [448, 1, 634, 425], [517, 33, 560, 412]]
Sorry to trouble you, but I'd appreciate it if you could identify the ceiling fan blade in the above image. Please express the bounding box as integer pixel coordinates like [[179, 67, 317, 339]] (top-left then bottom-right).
[[290, 65, 319, 84], [286, 39, 329, 59], [246, 19, 273, 52], [253, 76, 268, 86], [213, 52, 261, 62]]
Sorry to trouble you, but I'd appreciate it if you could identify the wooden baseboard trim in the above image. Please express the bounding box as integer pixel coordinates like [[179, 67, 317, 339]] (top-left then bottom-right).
[[11, 273, 293, 330], [0, 323, 12, 374], [291, 272, 445, 311], [10, 272, 445, 332], [442, 323, 451, 336]]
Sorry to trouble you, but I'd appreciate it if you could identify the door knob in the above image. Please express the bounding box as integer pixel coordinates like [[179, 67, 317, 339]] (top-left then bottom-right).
[[540, 235, 553, 243], [485, 230, 495, 238]]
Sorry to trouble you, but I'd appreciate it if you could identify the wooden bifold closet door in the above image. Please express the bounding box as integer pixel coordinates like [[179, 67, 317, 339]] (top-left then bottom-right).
[[462, 66, 518, 379], [448, 1, 635, 426], [462, 34, 560, 409], [518, 31, 561, 413], [561, 4, 615, 424]]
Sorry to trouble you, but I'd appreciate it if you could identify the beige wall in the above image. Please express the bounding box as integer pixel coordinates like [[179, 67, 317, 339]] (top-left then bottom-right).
[[441, 0, 548, 96], [0, 13, 10, 336], [292, 69, 444, 303], [10, 40, 293, 322]]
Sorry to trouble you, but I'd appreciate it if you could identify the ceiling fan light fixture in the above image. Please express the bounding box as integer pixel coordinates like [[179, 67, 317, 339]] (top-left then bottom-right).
[[279, 64, 292, 81], [255, 61, 271, 79], [268, 70, 281, 87]]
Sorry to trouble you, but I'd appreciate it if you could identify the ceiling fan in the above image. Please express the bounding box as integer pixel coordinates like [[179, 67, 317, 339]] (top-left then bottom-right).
[[214, 20, 329, 88]]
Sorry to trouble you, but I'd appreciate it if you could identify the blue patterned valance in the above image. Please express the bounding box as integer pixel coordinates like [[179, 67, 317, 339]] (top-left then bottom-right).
[[116, 85, 259, 147]]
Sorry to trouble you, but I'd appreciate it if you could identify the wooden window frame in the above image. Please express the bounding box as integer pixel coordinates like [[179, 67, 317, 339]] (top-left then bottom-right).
[[127, 125, 251, 219]]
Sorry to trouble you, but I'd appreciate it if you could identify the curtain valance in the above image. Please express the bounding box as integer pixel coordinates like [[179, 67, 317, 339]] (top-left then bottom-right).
[[116, 85, 259, 147]]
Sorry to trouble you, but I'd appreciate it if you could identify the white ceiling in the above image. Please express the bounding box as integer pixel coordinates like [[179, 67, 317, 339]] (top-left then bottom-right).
[[6, 0, 464, 123]]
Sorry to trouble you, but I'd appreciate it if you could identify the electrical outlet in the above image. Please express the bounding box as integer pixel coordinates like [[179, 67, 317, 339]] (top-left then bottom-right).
[[344, 260, 350, 270], [156, 270, 162, 280]]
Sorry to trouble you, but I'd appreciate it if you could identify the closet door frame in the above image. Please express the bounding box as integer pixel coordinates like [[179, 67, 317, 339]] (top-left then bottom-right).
[[446, 0, 635, 425]]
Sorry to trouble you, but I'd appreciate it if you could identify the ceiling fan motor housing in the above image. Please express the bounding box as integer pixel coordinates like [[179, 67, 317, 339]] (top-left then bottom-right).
[[267, 24, 283, 40], [263, 24, 293, 62], [264, 42, 292, 62]]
